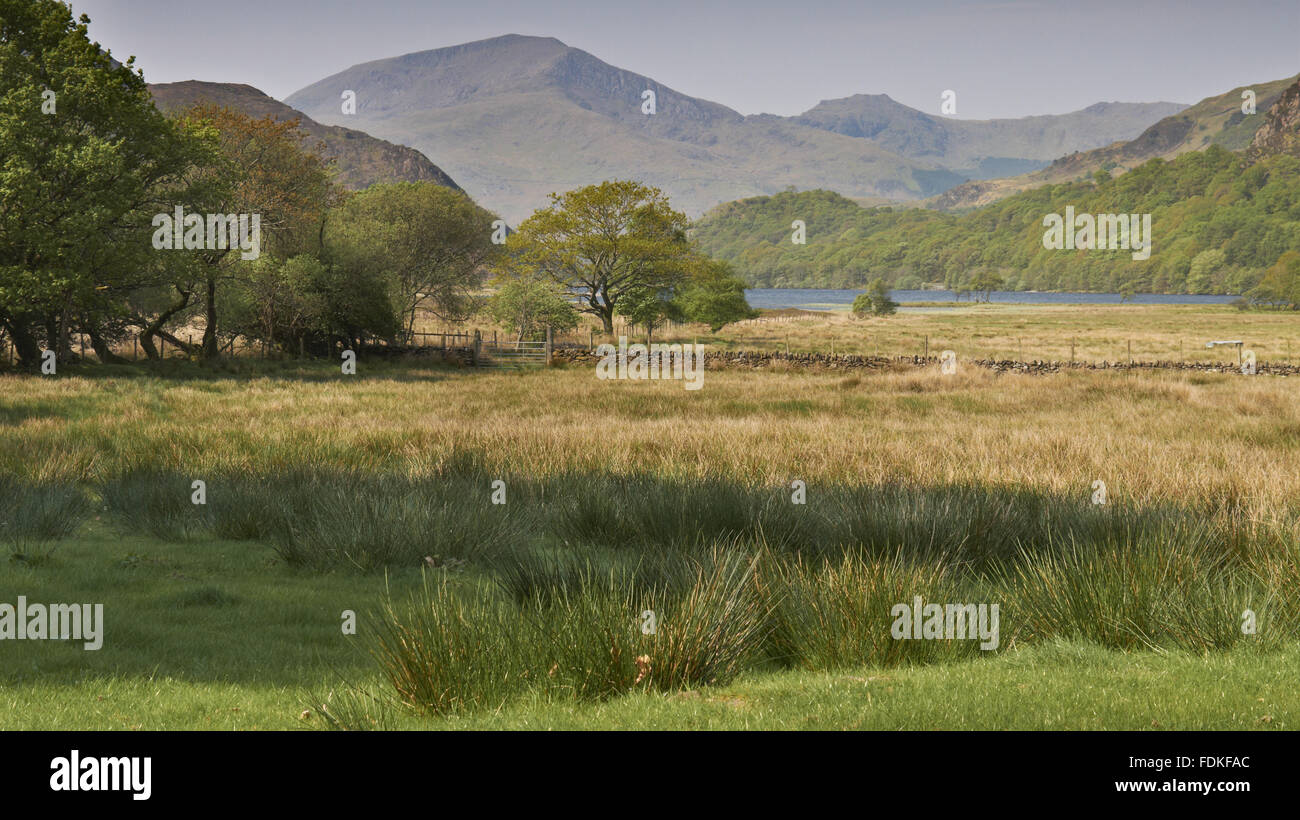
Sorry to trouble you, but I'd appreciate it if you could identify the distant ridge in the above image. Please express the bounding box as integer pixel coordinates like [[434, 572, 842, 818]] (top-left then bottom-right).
[[795, 94, 1186, 178], [930, 74, 1299, 210], [149, 80, 462, 192]]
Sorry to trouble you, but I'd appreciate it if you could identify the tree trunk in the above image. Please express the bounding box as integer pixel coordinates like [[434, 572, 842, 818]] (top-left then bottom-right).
[[140, 287, 192, 360], [201, 272, 219, 359], [85, 321, 129, 364], [3, 314, 42, 368]]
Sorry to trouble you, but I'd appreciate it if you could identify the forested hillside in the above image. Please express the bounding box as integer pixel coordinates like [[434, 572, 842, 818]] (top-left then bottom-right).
[[693, 144, 1300, 295]]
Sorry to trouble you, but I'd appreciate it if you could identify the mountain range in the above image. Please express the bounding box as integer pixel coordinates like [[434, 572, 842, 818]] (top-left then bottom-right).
[[930, 74, 1299, 209], [283, 34, 1186, 223]]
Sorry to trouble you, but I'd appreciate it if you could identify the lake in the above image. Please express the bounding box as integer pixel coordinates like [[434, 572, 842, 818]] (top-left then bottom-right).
[[745, 288, 1241, 311]]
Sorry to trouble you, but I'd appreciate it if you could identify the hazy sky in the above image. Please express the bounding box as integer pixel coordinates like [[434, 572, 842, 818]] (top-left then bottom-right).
[[69, 0, 1299, 118]]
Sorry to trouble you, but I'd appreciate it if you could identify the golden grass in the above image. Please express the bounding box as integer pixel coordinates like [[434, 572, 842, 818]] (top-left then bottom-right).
[[2, 362, 1298, 529], [661, 303, 1300, 365]]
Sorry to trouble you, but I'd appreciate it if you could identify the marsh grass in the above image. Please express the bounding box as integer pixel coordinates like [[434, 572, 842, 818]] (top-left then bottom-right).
[[1004, 526, 1289, 652], [767, 550, 985, 670], [5, 359, 1300, 725], [0, 476, 91, 561], [351, 547, 773, 722], [100, 470, 213, 541], [260, 474, 529, 571]]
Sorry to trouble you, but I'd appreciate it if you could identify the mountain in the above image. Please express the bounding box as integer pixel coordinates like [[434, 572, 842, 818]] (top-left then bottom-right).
[[148, 81, 461, 191], [284, 35, 1187, 223], [285, 35, 980, 223], [1248, 76, 1300, 159], [931, 74, 1299, 210], [795, 95, 1186, 179]]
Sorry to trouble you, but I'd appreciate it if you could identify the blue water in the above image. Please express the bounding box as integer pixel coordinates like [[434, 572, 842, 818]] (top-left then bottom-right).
[[745, 288, 1240, 311]]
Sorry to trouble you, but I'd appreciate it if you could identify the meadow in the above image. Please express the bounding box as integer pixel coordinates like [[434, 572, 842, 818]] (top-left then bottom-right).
[[652, 302, 1300, 365], [2, 303, 1299, 729]]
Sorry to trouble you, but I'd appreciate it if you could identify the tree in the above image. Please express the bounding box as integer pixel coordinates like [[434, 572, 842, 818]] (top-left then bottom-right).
[[852, 278, 898, 316], [488, 274, 578, 342], [967, 269, 1005, 303], [327, 182, 499, 340], [1251, 251, 1300, 309], [174, 105, 335, 359], [1187, 248, 1227, 294], [509, 180, 696, 334], [618, 285, 683, 342], [674, 259, 757, 330], [0, 0, 196, 366]]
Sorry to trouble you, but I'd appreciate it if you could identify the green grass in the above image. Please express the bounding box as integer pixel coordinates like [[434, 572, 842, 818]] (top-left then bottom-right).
[[2, 510, 1296, 729], [3, 352, 1299, 729]]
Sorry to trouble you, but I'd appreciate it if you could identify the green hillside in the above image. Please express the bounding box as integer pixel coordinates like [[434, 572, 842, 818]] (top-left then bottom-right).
[[931, 74, 1299, 210], [692, 144, 1300, 295]]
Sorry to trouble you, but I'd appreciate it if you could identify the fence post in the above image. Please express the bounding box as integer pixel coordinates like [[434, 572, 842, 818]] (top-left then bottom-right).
[[472, 330, 481, 367], [545, 326, 553, 367], [588, 329, 593, 352]]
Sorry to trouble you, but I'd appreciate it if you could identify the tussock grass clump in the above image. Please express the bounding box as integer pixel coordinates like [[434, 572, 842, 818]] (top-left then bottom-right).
[[99, 471, 213, 541], [368, 577, 540, 715], [262, 474, 528, 571], [820, 484, 1191, 567], [0, 477, 91, 560], [357, 547, 773, 721], [494, 547, 701, 605], [768, 550, 985, 670], [549, 475, 761, 549], [1003, 525, 1283, 652], [631, 547, 772, 690]]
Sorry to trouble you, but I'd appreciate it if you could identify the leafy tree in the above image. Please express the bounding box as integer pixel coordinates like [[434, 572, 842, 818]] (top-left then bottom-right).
[[488, 274, 579, 342], [327, 182, 499, 340], [674, 259, 756, 330], [174, 105, 335, 359], [1187, 248, 1227, 294], [852, 278, 898, 316], [0, 0, 196, 366], [618, 285, 684, 341], [1251, 251, 1300, 309], [967, 270, 1005, 303], [509, 180, 695, 333]]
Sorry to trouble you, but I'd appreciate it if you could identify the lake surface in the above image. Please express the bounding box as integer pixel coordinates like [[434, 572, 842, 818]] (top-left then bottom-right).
[[745, 288, 1240, 311]]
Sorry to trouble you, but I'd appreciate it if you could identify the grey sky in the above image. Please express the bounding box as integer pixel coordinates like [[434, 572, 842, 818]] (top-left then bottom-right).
[[70, 0, 1299, 118]]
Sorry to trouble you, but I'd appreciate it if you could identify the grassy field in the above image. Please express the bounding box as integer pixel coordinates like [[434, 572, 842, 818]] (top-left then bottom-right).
[[0, 530, 1295, 730], [2, 304, 1299, 729], [550, 303, 1300, 365]]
